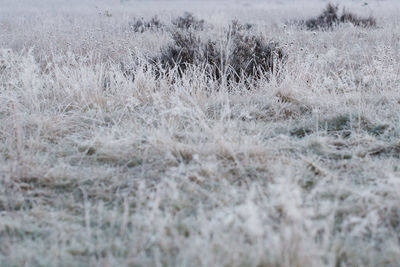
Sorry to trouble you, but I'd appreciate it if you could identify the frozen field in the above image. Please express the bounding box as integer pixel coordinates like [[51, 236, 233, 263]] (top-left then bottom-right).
[[1, 0, 400, 266]]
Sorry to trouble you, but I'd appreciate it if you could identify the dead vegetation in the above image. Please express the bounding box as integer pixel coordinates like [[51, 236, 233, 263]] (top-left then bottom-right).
[[123, 14, 286, 85], [154, 21, 286, 84], [172, 12, 205, 30], [305, 3, 376, 30], [129, 16, 164, 33], [340, 9, 377, 28]]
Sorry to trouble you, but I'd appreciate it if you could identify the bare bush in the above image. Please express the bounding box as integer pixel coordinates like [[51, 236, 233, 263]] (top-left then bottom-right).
[[229, 21, 286, 82], [129, 16, 164, 33], [157, 31, 202, 75], [340, 9, 377, 28], [306, 3, 339, 30], [305, 3, 377, 30], [172, 12, 205, 30], [154, 21, 286, 84]]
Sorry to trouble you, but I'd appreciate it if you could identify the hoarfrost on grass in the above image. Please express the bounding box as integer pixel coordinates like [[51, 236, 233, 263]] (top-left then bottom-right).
[[1, 0, 400, 266]]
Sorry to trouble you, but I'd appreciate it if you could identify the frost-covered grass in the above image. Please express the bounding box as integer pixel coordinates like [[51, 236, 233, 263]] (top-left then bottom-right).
[[1, 0, 400, 266]]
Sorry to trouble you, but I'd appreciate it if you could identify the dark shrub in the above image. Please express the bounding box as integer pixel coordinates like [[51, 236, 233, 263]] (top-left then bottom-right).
[[172, 12, 205, 30], [214, 21, 286, 82], [340, 10, 376, 28], [306, 3, 339, 30], [202, 39, 224, 81], [305, 3, 377, 30], [157, 31, 202, 77], [229, 30, 285, 82], [153, 21, 286, 84], [130, 16, 164, 33]]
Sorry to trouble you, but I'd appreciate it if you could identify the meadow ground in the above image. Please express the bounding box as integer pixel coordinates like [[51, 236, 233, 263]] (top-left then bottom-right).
[[1, 0, 400, 266]]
